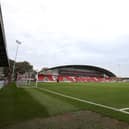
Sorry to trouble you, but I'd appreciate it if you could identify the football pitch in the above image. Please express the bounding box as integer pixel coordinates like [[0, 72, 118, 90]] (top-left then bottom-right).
[[38, 82, 129, 112], [1, 82, 129, 128], [37, 82, 129, 120]]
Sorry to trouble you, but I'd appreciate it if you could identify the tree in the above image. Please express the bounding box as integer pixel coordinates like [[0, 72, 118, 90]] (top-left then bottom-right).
[[4, 59, 34, 81], [15, 61, 33, 74]]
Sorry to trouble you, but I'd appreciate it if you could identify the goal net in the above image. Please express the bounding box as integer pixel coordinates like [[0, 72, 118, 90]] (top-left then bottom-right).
[[16, 72, 37, 88]]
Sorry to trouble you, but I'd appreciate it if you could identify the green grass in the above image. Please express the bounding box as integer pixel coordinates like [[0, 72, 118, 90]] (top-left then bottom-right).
[[0, 83, 48, 127], [0, 83, 79, 128], [38, 82, 129, 108], [1, 82, 129, 128], [38, 82, 129, 122]]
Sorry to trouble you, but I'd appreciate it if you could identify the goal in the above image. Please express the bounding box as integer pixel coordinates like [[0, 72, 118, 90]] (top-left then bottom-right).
[[16, 72, 37, 88]]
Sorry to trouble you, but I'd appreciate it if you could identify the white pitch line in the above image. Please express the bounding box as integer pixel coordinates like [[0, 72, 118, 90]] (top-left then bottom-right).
[[0, 86, 3, 90], [120, 110, 129, 114], [38, 87, 129, 115], [17, 86, 37, 89], [120, 108, 129, 111]]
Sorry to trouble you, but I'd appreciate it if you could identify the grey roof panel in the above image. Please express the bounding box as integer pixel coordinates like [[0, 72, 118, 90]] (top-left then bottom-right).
[[49, 65, 116, 77], [0, 5, 9, 67]]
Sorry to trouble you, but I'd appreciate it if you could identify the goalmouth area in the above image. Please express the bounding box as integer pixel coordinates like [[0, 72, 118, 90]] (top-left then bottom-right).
[[1, 82, 129, 129]]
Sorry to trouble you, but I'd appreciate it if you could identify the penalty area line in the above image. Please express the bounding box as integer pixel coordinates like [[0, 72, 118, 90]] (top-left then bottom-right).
[[38, 87, 129, 115]]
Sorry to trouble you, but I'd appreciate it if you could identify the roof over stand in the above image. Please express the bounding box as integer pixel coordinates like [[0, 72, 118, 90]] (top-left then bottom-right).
[[0, 5, 9, 67]]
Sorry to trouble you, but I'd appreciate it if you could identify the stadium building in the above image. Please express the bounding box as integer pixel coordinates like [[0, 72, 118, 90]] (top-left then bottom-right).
[[0, 5, 9, 86], [0, 5, 9, 68], [38, 65, 116, 82]]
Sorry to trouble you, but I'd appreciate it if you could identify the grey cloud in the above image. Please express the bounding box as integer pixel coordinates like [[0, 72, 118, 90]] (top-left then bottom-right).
[[1, 0, 129, 77]]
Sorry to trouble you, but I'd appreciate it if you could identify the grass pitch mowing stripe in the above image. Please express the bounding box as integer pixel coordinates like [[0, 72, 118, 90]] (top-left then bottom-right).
[[1, 82, 129, 128], [38, 87, 129, 115], [38, 82, 129, 108], [25, 88, 79, 115], [37, 82, 129, 122], [38, 87, 121, 112], [0, 84, 49, 128], [0, 83, 79, 128]]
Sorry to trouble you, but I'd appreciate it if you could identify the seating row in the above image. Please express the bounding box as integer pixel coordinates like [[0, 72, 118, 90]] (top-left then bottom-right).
[[38, 74, 112, 82]]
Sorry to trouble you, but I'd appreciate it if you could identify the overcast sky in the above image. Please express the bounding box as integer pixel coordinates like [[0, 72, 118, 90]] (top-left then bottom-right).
[[1, 0, 129, 77]]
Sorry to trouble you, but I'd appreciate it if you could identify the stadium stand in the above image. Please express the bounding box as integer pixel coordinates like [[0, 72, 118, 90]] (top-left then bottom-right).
[[38, 65, 115, 82], [0, 5, 9, 87], [0, 5, 9, 67], [38, 74, 113, 83]]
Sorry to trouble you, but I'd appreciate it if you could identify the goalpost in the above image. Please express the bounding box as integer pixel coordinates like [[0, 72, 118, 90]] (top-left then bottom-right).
[[16, 72, 38, 88]]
